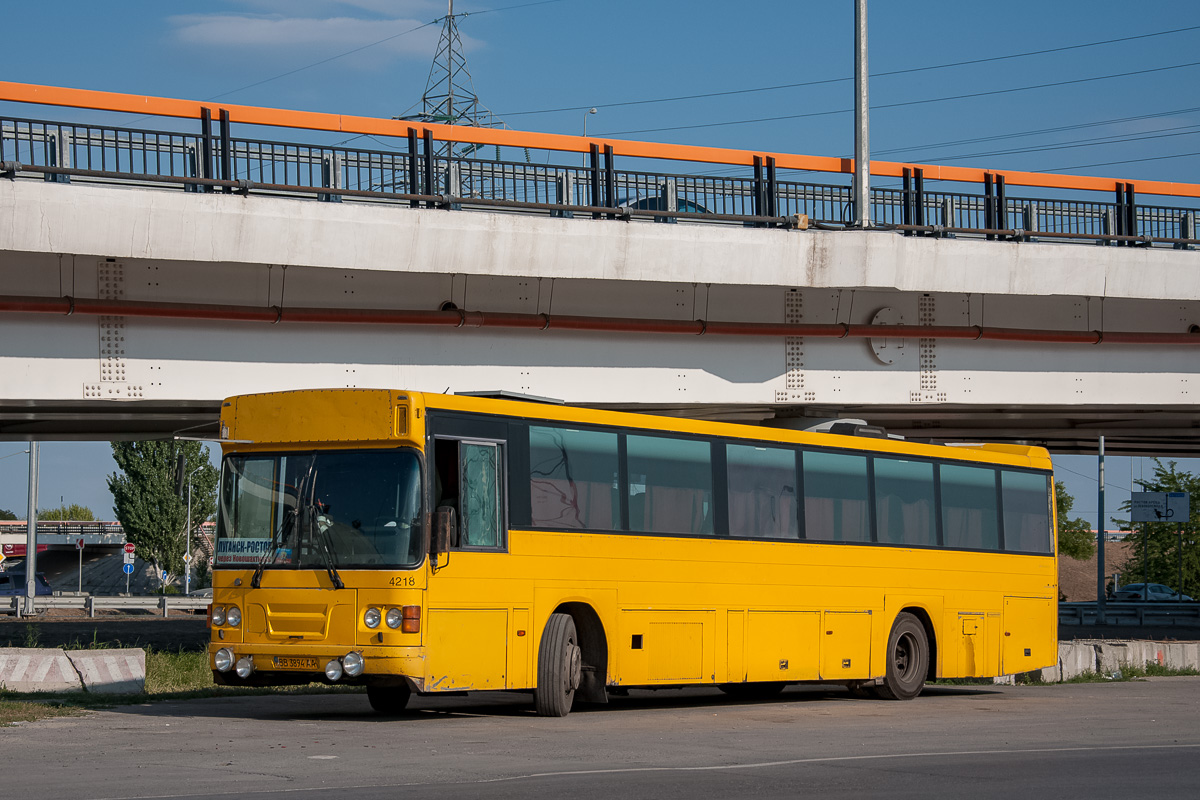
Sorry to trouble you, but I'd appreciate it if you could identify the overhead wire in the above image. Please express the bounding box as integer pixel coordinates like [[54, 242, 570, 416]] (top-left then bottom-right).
[[498, 24, 1200, 117], [596, 61, 1200, 137]]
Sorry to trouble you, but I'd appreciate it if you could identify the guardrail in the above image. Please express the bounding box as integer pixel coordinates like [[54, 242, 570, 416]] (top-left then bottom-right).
[[2, 81, 1199, 248], [5, 595, 210, 618], [1059, 601, 1200, 626]]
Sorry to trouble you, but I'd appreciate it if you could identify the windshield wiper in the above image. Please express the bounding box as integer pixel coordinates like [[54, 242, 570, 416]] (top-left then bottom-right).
[[251, 504, 295, 589], [305, 470, 345, 591], [251, 459, 313, 589]]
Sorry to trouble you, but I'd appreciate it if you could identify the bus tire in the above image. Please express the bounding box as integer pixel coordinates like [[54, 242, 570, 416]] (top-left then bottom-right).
[[535, 612, 582, 717], [718, 682, 786, 699], [367, 684, 412, 715], [875, 612, 928, 701]]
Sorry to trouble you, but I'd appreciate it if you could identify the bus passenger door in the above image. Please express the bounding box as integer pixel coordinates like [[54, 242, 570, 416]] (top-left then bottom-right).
[[425, 425, 518, 691]]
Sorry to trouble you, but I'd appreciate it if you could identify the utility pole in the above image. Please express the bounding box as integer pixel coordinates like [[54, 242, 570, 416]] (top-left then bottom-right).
[[852, 0, 871, 228], [24, 442, 39, 616], [1096, 435, 1106, 624]]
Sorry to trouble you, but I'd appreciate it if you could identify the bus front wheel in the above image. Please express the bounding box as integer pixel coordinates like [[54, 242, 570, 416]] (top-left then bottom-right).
[[875, 612, 928, 701], [535, 612, 582, 717], [367, 684, 412, 715]]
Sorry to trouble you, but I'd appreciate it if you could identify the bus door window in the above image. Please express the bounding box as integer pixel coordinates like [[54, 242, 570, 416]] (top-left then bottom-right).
[[433, 437, 506, 550]]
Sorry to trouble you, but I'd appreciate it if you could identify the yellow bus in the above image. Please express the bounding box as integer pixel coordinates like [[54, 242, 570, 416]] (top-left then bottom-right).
[[209, 389, 1057, 716]]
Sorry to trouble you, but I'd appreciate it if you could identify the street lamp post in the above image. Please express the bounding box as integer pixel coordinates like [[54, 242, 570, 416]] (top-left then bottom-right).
[[582, 107, 596, 167], [184, 464, 203, 595]]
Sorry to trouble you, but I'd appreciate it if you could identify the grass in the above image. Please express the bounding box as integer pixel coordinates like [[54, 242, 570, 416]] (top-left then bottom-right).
[[1058, 661, 1200, 684], [0, 647, 361, 726]]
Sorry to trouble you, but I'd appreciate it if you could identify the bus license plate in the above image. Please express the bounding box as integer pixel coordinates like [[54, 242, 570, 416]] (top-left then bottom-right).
[[273, 656, 318, 671]]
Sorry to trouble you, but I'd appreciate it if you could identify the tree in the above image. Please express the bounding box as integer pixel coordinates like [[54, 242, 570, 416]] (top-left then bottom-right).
[[0, 508, 16, 521], [1120, 460, 1200, 595], [1055, 481, 1096, 560], [107, 440, 219, 583], [38, 503, 96, 521]]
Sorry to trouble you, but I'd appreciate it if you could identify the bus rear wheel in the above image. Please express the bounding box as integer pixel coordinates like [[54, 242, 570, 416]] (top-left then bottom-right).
[[534, 612, 582, 717], [367, 684, 412, 715], [875, 612, 928, 701]]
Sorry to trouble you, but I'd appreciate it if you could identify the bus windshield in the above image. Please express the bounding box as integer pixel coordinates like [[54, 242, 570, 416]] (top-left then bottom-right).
[[216, 448, 423, 570]]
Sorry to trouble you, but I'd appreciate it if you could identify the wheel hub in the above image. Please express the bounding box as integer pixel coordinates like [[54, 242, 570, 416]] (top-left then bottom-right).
[[566, 643, 582, 691]]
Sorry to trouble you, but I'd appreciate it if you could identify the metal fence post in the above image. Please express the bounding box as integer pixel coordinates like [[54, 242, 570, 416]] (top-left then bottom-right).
[[659, 178, 677, 224], [913, 167, 925, 233], [185, 144, 200, 193], [423, 129, 436, 208], [940, 197, 955, 238], [319, 153, 342, 203], [1125, 182, 1137, 243], [45, 130, 71, 184], [1114, 183, 1126, 245], [407, 128, 420, 208], [589, 144, 601, 219], [199, 107, 213, 192], [1177, 211, 1194, 251], [901, 167, 912, 235], [445, 160, 462, 211], [995, 174, 1008, 235], [1101, 208, 1115, 246], [983, 172, 995, 240], [603, 144, 616, 219], [218, 109, 233, 194], [553, 171, 574, 219], [1021, 203, 1034, 242], [766, 156, 778, 221]]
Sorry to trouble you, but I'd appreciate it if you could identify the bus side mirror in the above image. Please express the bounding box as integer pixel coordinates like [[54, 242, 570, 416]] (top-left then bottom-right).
[[432, 507, 456, 556]]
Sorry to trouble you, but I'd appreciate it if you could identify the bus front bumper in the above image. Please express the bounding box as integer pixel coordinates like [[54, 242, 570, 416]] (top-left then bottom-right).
[[208, 644, 427, 690]]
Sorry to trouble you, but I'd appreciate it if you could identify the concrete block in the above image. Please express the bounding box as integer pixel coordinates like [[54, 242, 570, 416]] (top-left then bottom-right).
[[0, 648, 82, 692], [1057, 641, 1098, 680], [66, 648, 146, 694]]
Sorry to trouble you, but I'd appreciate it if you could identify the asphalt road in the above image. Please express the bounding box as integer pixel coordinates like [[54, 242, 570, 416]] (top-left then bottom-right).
[[4, 679, 1199, 800]]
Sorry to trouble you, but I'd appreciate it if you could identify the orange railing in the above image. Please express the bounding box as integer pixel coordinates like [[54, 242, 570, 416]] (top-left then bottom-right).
[[3, 80, 1200, 200]]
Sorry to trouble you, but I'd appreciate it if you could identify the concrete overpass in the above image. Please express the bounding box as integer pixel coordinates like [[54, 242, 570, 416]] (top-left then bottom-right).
[[1, 82, 1198, 455]]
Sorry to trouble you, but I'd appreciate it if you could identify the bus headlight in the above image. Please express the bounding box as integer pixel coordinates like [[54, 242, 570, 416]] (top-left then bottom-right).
[[385, 608, 403, 629], [226, 606, 241, 627], [343, 652, 365, 677], [212, 606, 226, 626], [214, 648, 234, 672], [235, 656, 255, 679], [325, 659, 344, 682], [364, 608, 381, 629]]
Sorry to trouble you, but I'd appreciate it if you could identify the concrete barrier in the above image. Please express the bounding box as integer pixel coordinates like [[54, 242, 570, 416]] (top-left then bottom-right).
[[997, 639, 1200, 683], [0, 647, 81, 692], [0, 647, 146, 693], [66, 648, 145, 694]]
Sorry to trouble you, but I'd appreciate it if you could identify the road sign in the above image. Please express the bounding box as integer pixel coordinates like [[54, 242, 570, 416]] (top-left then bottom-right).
[[161, 570, 169, 582], [0, 552, 5, 566], [123, 551, 135, 565], [123, 563, 135, 575], [1167, 492, 1190, 521], [1132, 492, 1192, 522], [183, 553, 192, 564], [123, 543, 136, 555], [75, 537, 85, 550]]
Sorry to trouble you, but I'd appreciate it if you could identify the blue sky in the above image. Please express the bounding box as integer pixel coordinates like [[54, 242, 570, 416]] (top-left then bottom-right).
[[2, 0, 1199, 523]]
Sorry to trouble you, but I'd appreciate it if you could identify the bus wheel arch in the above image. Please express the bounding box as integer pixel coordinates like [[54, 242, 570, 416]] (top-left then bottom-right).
[[537, 602, 609, 714], [898, 605, 938, 683], [875, 610, 933, 701]]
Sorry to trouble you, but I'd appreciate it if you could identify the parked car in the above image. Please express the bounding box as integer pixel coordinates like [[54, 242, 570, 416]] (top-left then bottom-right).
[[0, 571, 53, 596], [619, 195, 711, 214], [1110, 582, 1193, 602]]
